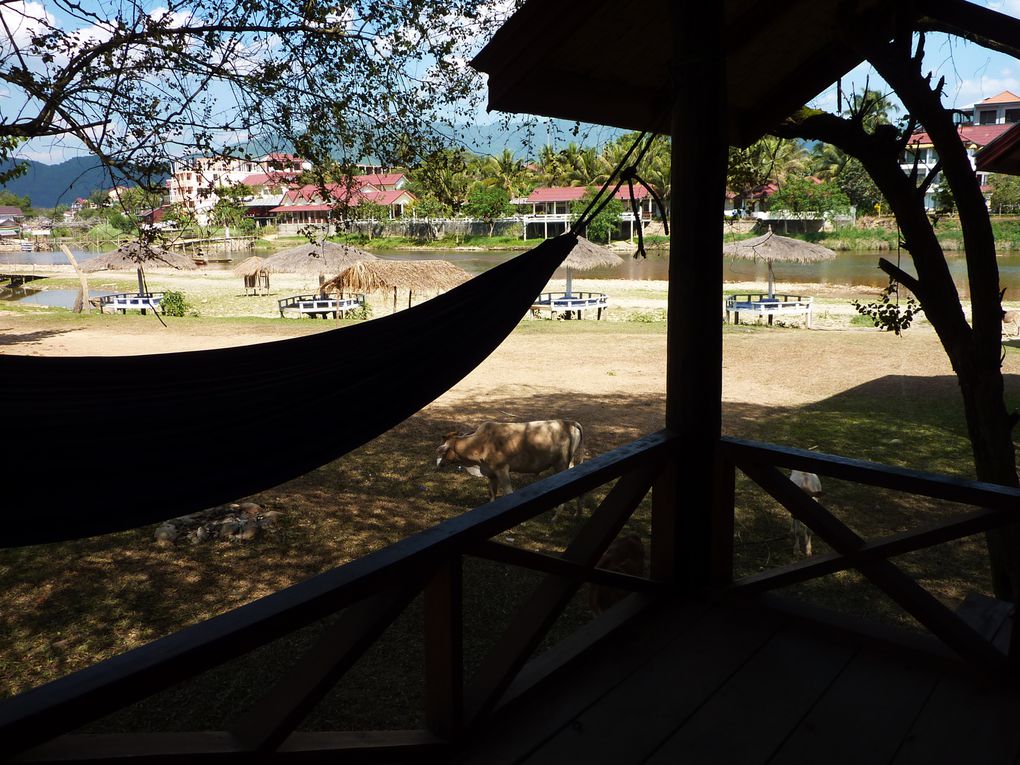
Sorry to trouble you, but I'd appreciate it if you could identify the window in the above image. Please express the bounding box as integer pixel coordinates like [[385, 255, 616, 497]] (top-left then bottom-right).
[[1006, 109, 1020, 123], [980, 110, 997, 125]]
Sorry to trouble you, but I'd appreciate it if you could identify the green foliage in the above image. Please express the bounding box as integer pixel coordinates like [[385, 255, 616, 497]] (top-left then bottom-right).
[[570, 188, 622, 243], [834, 157, 887, 213], [0, 0, 493, 190], [727, 137, 807, 208], [850, 280, 921, 335], [0, 189, 31, 212], [411, 195, 452, 218], [160, 291, 192, 318], [768, 176, 851, 215], [463, 185, 512, 234], [106, 210, 136, 233], [86, 222, 124, 241], [989, 174, 1020, 214], [408, 149, 472, 214], [357, 200, 389, 222]]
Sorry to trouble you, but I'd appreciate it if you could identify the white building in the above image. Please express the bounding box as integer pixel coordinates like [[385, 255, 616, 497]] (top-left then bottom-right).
[[901, 91, 1020, 209], [168, 153, 310, 222]]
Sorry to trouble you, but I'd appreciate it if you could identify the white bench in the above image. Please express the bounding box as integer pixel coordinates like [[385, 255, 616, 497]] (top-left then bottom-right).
[[725, 293, 814, 328], [531, 291, 609, 320], [99, 292, 163, 314], [278, 294, 365, 319]]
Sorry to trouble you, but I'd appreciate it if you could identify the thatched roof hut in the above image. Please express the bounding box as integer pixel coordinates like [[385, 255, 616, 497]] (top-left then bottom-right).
[[321, 259, 471, 312], [263, 241, 377, 274], [321, 259, 470, 294], [233, 256, 271, 296], [81, 242, 198, 272]]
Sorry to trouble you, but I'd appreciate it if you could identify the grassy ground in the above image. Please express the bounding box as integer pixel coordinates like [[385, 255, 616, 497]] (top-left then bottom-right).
[[2, 311, 1019, 733]]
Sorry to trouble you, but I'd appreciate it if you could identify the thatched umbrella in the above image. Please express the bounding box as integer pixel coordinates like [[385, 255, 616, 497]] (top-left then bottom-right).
[[81, 241, 198, 297], [722, 227, 835, 298], [233, 255, 271, 295], [321, 259, 470, 312], [81, 241, 198, 272], [262, 241, 377, 275], [561, 235, 624, 296]]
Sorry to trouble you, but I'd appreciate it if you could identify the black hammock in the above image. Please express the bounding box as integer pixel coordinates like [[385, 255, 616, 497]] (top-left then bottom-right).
[[2, 233, 579, 547]]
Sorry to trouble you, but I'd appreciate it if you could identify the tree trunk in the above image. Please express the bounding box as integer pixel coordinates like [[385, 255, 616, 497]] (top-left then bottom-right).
[[774, 34, 1020, 600]]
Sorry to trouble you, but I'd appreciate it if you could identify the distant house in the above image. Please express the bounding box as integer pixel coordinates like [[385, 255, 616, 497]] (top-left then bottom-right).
[[268, 182, 416, 226], [0, 205, 25, 226], [902, 90, 1020, 208], [515, 185, 657, 239]]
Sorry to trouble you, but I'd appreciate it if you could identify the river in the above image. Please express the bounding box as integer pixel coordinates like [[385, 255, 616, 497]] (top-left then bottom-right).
[[6, 245, 1020, 304]]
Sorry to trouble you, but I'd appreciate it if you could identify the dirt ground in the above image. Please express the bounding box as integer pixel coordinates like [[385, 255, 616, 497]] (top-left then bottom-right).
[[0, 304, 985, 427]]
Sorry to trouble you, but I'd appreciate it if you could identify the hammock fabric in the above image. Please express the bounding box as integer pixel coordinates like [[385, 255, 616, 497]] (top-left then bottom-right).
[[2, 233, 579, 547]]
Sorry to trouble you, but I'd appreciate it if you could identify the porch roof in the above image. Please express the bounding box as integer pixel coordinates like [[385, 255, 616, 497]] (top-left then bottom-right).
[[471, 0, 892, 146]]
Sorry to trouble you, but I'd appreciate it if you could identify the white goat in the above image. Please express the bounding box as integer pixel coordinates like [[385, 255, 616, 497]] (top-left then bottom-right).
[[789, 470, 822, 556]]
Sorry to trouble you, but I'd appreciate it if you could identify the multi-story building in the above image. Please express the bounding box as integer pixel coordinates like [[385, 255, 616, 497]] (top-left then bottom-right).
[[901, 90, 1020, 209], [168, 153, 310, 221]]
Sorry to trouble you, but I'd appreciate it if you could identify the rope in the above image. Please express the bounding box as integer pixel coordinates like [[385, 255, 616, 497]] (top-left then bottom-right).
[[571, 130, 656, 232]]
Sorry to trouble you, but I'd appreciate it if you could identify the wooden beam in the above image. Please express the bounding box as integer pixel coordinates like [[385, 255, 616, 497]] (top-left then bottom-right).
[[14, 730, 445, 763], [738, 460, 1008, 673], [722, 437, 1020, 511], [732, 506, 1018, 595], [0, 430, 678, 759], [463, 460, 662, 726], [662, 0, 727, 589], [466, 540, 664, 594], [230, 587, 419, 752], [424, 557, 464, 740]]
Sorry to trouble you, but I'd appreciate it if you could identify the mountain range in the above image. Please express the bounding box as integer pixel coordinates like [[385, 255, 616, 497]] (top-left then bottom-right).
[[1, 119, 624, 209], [0, 156, 119, 209]]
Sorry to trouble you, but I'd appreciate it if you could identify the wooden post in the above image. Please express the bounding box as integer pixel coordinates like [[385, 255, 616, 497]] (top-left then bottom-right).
[[425, 557, 463, 739], [652, 1, 728, 590], [59, 245, 90, 314]]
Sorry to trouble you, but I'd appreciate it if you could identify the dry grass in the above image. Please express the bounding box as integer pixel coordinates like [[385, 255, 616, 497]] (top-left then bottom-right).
[[2, 315, 1019, 732]]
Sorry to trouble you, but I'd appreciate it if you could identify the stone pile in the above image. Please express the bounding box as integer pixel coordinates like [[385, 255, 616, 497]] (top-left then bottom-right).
[[153, 502, 284, 546]]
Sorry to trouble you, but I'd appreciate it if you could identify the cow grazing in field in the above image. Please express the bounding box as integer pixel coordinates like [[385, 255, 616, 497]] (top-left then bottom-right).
[[435, 420, 585, 512], [789, 470, 822, 556], [588, 534, 646, 614]]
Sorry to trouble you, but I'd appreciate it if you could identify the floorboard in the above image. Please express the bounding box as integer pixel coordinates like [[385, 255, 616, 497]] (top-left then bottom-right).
[[455, 597, 1020, 765], [641, 624, 856, 764], [769, 646, 938, 764], [459, 598, 711, 765], [891, 673, 1020, 765], [520, 602, 783, 765]]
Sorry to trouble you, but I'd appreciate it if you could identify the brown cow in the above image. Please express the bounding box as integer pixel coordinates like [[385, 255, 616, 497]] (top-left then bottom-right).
[[435, 420, 584, 512]]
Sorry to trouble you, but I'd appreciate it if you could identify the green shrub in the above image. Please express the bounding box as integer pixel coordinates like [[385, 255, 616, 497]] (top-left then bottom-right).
[[161, 290, 192, 317]]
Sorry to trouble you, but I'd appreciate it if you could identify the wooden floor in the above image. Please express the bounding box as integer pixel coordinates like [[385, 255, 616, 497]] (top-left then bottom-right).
[[460, 596, 1020, 765]]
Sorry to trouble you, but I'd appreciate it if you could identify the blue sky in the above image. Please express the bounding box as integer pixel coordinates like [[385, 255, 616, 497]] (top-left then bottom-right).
[[7, 0, 1020, 165], [810, 0, 1020, 116]]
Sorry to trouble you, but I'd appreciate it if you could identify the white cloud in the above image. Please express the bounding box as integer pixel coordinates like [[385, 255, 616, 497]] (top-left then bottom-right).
[[0, 1, 56, 56]]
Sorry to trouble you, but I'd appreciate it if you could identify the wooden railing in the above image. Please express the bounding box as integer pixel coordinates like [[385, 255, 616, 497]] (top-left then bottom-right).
[[719, 437, 1020, 674], [0, 431, 678, 762], [3, 431, 1017, 761]]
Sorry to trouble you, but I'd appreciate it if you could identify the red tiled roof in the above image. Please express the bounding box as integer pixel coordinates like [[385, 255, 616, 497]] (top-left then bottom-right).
[[0, 206, 24, 216], [359, 189, 414, 205], [525, 185, 649, 203], [908, 123, 1013, 148], [269, 204, 332, 213], [241, 172, 299, 186], [354, 173, 406, 189], [981, 90, 1020, 104]]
